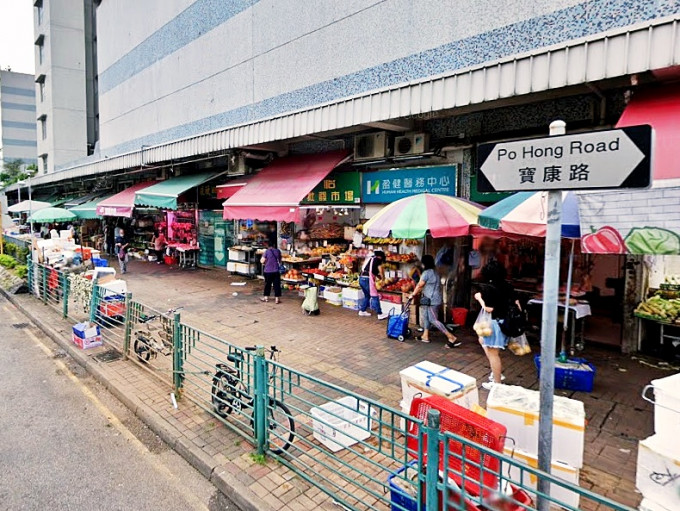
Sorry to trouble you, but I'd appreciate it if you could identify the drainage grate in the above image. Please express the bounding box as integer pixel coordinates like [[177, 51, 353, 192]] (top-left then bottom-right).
[[95, 350, 123, 363], [12, 323, 29, 329]]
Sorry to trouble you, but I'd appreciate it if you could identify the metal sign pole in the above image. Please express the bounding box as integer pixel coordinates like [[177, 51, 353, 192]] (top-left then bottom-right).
[[537, 120, 565, 509]]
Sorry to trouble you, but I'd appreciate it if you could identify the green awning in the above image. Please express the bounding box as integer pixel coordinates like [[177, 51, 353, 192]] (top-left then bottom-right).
[[51, 196, 79, 207], [69, 195, 112, 220], [134, 171, 224, 209]]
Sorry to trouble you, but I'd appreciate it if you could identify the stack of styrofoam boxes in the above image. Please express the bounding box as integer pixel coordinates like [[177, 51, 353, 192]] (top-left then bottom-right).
[[399, 361, 479, 429], [324, 287, 343, 306], [636, 372, 680, 511], [311, 396, 372, 452], [486, 385, 585, 510], [342, 287, 364, 310]]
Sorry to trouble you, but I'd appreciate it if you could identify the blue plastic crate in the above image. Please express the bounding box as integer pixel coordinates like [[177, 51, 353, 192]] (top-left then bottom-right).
[[534, 355, 595, 392], [92, 257, 108, 267], [387, 462, 423, 511]]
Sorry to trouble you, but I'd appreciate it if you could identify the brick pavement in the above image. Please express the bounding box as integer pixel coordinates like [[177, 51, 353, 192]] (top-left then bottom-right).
[[5, 258, 676, 509]]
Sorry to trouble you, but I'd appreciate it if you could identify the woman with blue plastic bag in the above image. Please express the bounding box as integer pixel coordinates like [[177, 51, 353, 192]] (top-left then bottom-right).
[[474, 260, 520, 389]]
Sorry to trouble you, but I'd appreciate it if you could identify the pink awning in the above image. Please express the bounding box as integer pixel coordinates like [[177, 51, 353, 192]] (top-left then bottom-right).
[[616, 83, 680, 181], [223, 150, 349, 221], [96, 181, 156, 217]]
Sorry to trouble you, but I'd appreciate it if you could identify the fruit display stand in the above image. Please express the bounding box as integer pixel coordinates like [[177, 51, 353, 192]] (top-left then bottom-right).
[[635, 282, 680, 356]]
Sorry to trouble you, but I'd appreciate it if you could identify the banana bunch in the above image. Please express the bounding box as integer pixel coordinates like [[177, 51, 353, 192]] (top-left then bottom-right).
[[363, 237, 404, 245]]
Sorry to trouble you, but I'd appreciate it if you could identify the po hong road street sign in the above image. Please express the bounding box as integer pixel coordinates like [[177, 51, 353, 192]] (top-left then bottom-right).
[[476, 125, 653, 192]]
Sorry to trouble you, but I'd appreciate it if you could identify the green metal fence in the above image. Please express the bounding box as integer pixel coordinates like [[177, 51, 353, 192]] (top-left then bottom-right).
[[23, 258, 636, 511]]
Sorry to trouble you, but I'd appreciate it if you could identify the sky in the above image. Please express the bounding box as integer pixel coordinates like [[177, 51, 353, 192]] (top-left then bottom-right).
[[0, 1, 35, 75]]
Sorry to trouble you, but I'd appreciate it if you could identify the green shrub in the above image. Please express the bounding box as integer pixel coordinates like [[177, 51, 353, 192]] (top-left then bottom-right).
[[16, 247, 29, 264], [4, 242, 16, 257], [0, 254, 17, 269], [14, 265, 27, 279]]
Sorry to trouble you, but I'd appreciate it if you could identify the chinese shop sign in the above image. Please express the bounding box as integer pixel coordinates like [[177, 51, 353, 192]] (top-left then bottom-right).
[[476, 125, 652, 192], [362, 165, 457, 203], [302, 171, 361, 204]]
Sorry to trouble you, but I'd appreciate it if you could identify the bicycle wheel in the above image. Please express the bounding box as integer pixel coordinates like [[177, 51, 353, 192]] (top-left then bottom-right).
[[133, 336, 152, 363], [267, 399, 295, 454], [211, 372, 247, 418]]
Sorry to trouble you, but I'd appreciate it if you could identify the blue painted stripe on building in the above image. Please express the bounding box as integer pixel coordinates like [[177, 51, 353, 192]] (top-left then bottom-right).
[[2, 120, 36, 130], [0, 102, 36, 112], [99, 0, 259, 94], [86, 0, 675, 169], [0, 86, 35, 98], [2, 138, 37, 147]]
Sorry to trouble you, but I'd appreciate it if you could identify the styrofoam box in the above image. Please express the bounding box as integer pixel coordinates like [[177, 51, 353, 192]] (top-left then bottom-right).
[[636, 434, 680, 510], [342, 287, 364, 301], [639, 497, 675, 511], [648, 372, 680, 445], [227, 261, 237, 272], [311, 396, 371, 452], [486, 384, 585, 468], [400, 361, 479, 413], [381, 301, 402, 316], [342, 298, 360, 310], [228, 249, 247, 261], [324, 290, 342, 302], [503, 446, 580, 510]]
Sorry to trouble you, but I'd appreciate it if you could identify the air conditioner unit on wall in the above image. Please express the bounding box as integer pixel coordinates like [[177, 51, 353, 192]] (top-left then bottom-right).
[[227, 153, 248, 175], [354, 132, 388, 160], [394, 133, 429, 156]]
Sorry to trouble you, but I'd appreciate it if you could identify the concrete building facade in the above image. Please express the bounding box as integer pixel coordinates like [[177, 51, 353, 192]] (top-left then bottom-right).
[[0, 70, 37, 170], [33, 0, 97, 174]]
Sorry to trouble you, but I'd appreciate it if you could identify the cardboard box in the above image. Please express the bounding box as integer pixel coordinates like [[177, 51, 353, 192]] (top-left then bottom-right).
[[636, 434, 680, 510], [72, 323, 103, 349], [486, 385, 585, 468], [400, 361, 479, 413], [503, 446, 580, 510]]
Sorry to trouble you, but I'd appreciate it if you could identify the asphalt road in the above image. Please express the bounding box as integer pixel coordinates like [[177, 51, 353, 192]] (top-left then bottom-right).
[[0, 295, 241, 511]]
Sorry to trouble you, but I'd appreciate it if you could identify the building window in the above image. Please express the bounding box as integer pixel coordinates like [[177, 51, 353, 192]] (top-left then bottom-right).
[[40, 154, 48, 174], [38, 115, 47, 140], [35, 74, 46, 102]]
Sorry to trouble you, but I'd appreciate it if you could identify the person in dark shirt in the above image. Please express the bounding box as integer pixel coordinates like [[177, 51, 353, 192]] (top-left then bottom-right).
[[260, 241, 283, 303], [474, 260, 520, 389]]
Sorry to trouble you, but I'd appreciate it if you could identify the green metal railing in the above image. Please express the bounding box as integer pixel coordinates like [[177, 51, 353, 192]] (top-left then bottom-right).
[[23, 258, 637, 511]]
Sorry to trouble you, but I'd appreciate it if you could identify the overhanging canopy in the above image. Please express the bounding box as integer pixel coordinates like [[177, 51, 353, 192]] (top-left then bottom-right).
[[134, 171, 224, 209], [223, 150, 349, 222], [216, 175, 255, 200], [69, 195, 113, 220], [7, 199, 51, 213], [96, 182, 155, 218]]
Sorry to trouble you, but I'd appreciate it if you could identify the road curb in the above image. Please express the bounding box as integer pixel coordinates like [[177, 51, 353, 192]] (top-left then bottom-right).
[[1, 288, 271, 511]]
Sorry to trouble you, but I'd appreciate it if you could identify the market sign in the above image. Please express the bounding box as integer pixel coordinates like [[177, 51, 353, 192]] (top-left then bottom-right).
[[362, 165, 457, 204], [477, 125, 653, 192], [301, 171, 360, 205]]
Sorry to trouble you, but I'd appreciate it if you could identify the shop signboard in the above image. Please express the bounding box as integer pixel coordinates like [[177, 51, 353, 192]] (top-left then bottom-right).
[[301, 172, 361, 205], [477, 125, 652, 192], [362, 165, 457, 204]]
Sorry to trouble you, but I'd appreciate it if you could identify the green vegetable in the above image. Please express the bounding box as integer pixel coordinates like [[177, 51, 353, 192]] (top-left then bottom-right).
[[625, 227, 680, 254]]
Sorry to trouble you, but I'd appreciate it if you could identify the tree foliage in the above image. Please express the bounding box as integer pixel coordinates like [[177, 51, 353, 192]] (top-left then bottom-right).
[[0, 159, 37, 187]]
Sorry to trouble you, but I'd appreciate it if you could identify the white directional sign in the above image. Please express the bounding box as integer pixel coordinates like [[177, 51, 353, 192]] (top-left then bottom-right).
[[477, 125, 652, 192]]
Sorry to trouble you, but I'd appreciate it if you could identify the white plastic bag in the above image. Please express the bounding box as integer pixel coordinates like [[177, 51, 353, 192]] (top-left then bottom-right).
[[473, 309, 494, 338], [507, 333, 532, 355]]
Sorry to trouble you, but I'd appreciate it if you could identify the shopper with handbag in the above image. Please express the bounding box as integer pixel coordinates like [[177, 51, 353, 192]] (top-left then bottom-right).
[[260, 242, 283, 304], [410, 255, 461, 347], [474, 260, 521, 389]]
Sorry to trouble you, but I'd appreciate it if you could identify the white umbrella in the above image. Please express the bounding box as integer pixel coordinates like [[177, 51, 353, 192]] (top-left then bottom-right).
[[7, 199, 51, 214]]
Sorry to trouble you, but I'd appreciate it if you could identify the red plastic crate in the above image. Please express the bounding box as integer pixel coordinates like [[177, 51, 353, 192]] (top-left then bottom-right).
[[407, 395, 506, 498]]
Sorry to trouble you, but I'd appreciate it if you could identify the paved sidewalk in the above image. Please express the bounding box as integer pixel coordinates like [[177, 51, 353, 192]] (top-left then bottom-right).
[[4, 259, 675, 509]]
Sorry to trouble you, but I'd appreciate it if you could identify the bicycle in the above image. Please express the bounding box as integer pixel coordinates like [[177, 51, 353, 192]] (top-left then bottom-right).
[[132, 307, 183, 362], [211, 345, 295, 454]]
